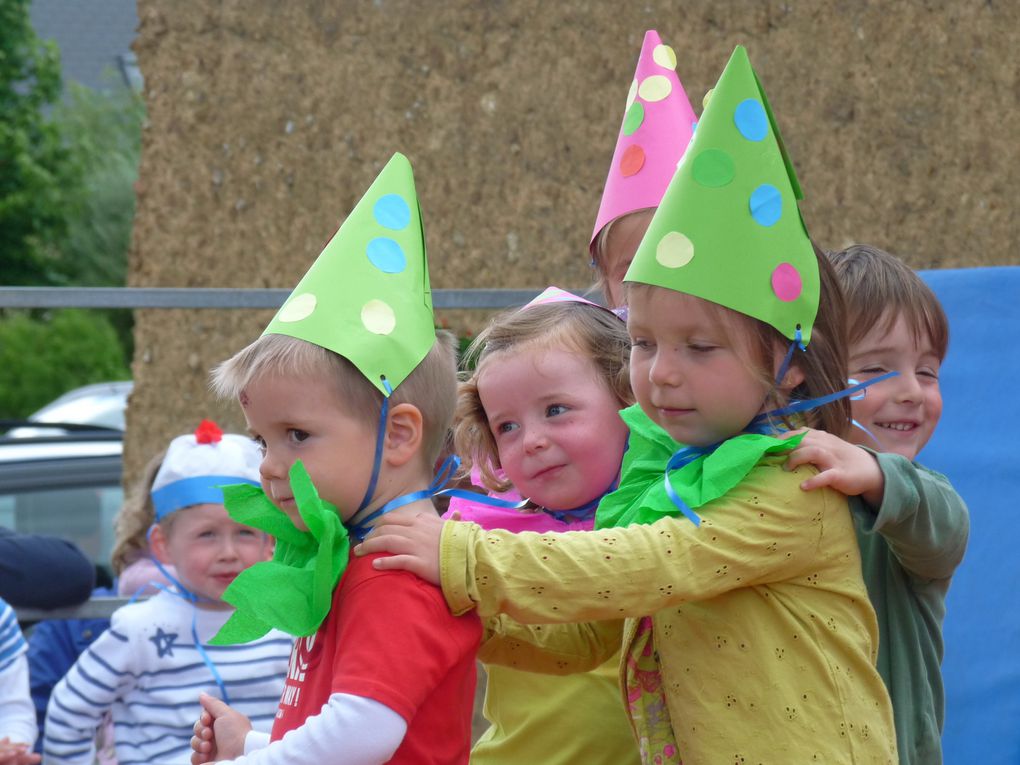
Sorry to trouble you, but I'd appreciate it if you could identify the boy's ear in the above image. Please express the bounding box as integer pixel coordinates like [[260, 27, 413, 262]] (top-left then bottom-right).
[[383, 402, 425, 468], [148, 523, 173, 565]]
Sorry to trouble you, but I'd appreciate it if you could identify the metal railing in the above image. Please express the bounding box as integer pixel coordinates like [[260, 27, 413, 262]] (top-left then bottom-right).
[[0, 287, 557, 310], [6, 284, 596, 623], [16, 597, 139, 624]]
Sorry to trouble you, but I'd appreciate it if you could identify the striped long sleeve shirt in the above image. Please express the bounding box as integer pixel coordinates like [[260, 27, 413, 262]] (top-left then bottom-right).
[[43, 590, 292, 765], [0, 596, 37, 746]]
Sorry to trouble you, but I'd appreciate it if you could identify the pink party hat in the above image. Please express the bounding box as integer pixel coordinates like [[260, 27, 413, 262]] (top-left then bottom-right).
[[522, 286, 621, 319], [590, 30, 698, 251]]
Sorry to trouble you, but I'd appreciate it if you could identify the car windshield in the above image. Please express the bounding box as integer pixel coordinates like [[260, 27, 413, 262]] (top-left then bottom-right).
[[32, 396, 127, 430], [9, 382, 132, 437]]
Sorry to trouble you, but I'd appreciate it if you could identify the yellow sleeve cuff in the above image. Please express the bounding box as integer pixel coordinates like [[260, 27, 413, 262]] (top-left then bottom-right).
[[439, 519, 478, 616]]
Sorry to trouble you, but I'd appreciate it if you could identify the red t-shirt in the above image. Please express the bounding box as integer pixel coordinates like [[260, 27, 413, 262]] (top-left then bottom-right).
[[270, 553, 480, 764]]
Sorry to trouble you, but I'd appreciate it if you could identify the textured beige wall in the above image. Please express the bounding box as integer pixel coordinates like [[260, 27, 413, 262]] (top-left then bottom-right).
[[125, 0, 1018, 480]]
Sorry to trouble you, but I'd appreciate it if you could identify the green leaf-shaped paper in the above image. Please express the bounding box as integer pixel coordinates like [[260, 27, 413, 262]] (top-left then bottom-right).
[[595, 405, 805, 529], [624, 45, 819, 344], [210, 461, 350, 644], [263, 152, 435, 395]]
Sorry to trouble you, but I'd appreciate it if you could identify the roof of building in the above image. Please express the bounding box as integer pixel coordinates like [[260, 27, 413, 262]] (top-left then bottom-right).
[[29, 0, 141, 92]]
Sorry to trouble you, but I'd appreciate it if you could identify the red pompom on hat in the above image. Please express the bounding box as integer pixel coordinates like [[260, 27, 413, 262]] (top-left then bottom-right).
[[194, 419, 224, 444], [150, 420, 260, 520]]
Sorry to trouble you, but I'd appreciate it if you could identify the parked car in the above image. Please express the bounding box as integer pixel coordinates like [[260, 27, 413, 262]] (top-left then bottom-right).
[[0, 423, 123, 585], [7, 381, 132, 438]]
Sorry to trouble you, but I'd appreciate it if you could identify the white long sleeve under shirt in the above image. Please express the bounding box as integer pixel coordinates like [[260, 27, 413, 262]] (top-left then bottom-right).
[[222, 693, 407, 765]]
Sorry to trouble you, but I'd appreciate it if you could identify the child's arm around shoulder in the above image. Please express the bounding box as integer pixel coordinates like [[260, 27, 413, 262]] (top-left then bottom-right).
[[356, 512, 444, 586], [369, 471, 844, 625], [785, 428, 969, 580], [864, 450, 969, 580], [782, 428, 886, 505]]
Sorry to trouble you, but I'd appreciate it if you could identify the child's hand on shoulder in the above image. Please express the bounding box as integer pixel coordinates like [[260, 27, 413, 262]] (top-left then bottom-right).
[[191, 693, 251, 764], [782, 428, 885, 507], [0, 738, 40, 765], [355, 513, 445, 586]]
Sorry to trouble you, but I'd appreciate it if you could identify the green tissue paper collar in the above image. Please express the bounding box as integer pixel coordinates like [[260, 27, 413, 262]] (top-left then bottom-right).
[[595, 405, 804, 529], [210, 460, 350, 644]]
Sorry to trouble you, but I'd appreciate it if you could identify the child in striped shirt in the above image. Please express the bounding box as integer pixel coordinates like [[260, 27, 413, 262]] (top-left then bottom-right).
[[42, 422, 292, 765], [1, 596, 39, 765]]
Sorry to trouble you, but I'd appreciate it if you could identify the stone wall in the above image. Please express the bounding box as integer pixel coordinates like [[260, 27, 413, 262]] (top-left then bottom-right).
[[126, 0, 1018, 479]]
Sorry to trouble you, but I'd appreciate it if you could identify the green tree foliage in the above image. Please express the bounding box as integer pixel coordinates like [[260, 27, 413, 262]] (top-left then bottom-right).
[[0, 8, 144, 290], [0, 309, 129, 418], [49, 81, 146, 359], [0, 4, 143, 419], [0, 0, 75, 285], [50, 80, 144, 288]]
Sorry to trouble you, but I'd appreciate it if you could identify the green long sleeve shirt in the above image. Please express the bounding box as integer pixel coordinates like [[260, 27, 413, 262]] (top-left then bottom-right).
[[852, 451, 969, 765]]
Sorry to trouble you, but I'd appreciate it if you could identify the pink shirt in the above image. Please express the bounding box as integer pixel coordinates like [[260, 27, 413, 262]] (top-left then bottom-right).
[[444, 494, 595, 533]]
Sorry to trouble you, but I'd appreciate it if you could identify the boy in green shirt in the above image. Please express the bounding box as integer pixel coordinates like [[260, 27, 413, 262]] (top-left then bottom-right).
[[785, 244, 969, 765]]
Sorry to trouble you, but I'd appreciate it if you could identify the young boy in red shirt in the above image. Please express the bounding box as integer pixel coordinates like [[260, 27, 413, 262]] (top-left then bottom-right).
[[190, 153, 480, 765]]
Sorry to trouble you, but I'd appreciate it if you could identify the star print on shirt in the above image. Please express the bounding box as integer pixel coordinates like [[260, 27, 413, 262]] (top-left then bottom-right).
[[150, 627, 179, 658]]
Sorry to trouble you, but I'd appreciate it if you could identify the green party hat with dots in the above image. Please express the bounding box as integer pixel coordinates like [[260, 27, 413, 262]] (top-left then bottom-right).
[[624, 45, 819, 344], [264, 152, 435, 394]]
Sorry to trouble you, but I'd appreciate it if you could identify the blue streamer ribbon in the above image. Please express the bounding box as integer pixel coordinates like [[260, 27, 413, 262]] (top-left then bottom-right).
[[661, 445, 712, 526], [659, 417, 791, 528], [773, 326, 807, 388], [141, 525, 231, 703], [348, 454, 531, 541], [540, 474, 620, 525], [750, 371, 897, 427], [545, 498, 602, 525], [844, 377, 885, 448]]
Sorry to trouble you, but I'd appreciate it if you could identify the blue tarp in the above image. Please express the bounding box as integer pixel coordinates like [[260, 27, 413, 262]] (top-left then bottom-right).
[[919, 266, 1020, 764]]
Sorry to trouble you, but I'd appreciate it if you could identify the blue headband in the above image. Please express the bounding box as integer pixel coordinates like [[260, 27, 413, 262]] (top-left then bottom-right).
[[151, 475, 261, 521]]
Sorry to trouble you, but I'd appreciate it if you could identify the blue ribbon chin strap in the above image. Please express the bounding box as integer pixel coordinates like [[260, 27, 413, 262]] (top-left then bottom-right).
[[348, 454, 458, 540], [347, 375, 533, 541], [142, 525, 231, 703], [545, 496, 603, 525], [773, 325, 807, 389], [660, 416, 792, 529], [753, 327, 899, 429], [355, 377, 394, 515]]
